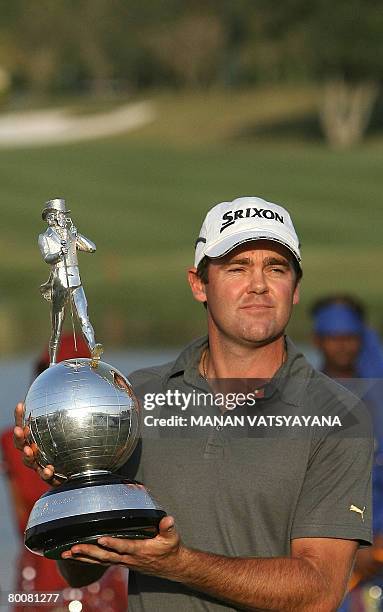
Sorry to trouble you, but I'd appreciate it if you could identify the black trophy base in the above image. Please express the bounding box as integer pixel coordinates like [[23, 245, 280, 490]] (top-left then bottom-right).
[[24, 475, 166, 560]]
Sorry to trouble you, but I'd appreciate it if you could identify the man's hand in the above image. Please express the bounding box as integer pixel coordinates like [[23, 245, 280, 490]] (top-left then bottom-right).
[[13, 402, 62, 487], [61, 516, 183, 577]]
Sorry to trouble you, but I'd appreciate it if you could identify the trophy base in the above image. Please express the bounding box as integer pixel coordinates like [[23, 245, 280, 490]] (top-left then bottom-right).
[[25, 476, 166, 560]]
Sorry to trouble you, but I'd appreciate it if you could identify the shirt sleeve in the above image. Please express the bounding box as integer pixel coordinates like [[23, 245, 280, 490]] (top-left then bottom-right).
[[291, 434, 373, 545]]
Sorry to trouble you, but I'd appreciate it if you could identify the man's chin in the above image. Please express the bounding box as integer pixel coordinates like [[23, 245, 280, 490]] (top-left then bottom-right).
[[236, 330, 285, 348]]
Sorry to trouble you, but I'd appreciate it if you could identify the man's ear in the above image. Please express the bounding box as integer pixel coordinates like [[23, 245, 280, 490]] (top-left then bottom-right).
[[188, 268, 207, 304], [293, 281, 300, 306]]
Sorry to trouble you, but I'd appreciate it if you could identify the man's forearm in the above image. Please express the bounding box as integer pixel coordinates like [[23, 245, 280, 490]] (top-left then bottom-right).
[[56, 523, 353, 610], [170, 547, 336, 612], [57, 559, 107, 587]]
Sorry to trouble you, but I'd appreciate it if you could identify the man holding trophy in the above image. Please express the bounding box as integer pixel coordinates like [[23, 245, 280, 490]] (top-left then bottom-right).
[[15, 196, 373, 611]]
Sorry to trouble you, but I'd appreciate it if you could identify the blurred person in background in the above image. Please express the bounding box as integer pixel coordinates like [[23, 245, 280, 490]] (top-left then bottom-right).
[[311, 295, 383, 611], [1, 333, 127, 612]]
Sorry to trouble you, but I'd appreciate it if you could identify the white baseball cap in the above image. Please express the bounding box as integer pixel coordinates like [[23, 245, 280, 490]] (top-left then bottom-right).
[[194, 196, 301, 268]]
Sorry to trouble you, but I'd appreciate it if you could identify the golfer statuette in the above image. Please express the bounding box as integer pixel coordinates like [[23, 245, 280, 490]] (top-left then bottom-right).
[[23, 198, 165, 560], [38, 198, 103, 365]]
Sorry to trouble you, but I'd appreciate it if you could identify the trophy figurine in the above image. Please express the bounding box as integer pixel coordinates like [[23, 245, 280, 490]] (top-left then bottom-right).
[[23, 198, 166, 560], [38, 198, 103, 365]]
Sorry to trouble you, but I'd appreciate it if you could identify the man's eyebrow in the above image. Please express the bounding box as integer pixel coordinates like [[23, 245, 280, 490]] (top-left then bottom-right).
[[224, 257, 252, 266], [263, 257, 290, 267], [223, 256, 290, 267]]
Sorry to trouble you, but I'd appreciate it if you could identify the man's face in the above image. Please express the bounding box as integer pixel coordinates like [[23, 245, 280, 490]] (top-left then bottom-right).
[[46, 211, 57, 227], [189, 240, 300, 347], [315, 334, 361, 372], [57, 211, 67, 228]]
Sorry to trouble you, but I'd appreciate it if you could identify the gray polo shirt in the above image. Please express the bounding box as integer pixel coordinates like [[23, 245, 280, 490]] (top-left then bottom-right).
[[121, 336, 373, 612]]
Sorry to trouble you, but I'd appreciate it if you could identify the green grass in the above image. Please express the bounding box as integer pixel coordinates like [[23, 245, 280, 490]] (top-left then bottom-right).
[[1, 86, 382, 355]]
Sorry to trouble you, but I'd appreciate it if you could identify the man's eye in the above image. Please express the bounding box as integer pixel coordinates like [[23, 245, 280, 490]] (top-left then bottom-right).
[[270, 267, 285, 274], [227, 267, 245, 272]]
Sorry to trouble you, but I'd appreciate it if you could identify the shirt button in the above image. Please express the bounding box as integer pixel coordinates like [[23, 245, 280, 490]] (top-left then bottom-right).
[[216, 425, 222, 431]]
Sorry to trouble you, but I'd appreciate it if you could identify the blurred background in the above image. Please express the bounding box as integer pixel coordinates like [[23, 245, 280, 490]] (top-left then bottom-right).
[[1, 0, 383, 606], [0, 0, 382, 355]]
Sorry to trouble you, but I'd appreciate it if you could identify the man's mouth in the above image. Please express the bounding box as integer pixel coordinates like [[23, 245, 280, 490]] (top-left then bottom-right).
[[240, 304, 273, 310]]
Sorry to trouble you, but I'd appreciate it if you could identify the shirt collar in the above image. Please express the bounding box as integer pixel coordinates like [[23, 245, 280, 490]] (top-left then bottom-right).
[[165, 335, 313, 406], [263, 337, 312, 406], [166, 335, 209, 390]]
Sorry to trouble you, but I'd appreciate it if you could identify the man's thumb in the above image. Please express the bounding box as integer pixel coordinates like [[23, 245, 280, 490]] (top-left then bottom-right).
[[160, 516, 175, 534]]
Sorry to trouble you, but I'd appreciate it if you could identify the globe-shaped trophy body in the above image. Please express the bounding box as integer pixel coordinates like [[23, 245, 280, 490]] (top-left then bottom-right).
[[24, 359, 166, 559], [24, 358, 139, 479]]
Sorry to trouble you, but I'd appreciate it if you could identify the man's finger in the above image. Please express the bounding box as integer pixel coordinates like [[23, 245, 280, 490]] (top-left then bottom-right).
[[22, 454, 37, 470], [14, 402, 25, 427], [13, 426, 27, 450], [66, 544, 124, 565], [22, 445, 38, 469], [38, 465, 54, 479], [14, 403, 30, 451], [23, 444, 35, 458], [15, 424, 30, 442], [61, 552, 107, 566], [98, 537, 139, 555], [36, 465, 63, 487]]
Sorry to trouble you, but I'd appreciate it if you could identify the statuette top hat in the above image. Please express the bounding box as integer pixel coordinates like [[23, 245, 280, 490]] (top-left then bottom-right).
[[42, 198, 71, 221]]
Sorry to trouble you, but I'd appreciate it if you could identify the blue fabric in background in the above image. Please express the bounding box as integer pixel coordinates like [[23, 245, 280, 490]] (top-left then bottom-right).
[[314, 304, 383, 610], [358, 328, 383, 380], [314, 303, 364, 336], [356, 328, 383, 536]]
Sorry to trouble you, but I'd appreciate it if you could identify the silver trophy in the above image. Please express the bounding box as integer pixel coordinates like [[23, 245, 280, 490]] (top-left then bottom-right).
[[24, 199, 165, 560]]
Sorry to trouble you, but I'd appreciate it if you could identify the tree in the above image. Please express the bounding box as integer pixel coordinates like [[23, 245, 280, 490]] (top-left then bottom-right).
[[254, 0, 383, 147], [146, 13, 225, 88]]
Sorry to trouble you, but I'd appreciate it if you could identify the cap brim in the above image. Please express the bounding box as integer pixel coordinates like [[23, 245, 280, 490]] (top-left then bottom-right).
[[204, 229, 301, 264]]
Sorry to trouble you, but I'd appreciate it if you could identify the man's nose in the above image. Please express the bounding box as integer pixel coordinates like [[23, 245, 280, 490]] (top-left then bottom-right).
[[247, 269, 268, 293]]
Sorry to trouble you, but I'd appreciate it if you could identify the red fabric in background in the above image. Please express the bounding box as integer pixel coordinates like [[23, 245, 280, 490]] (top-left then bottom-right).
[[1, 429, 49, 533]]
